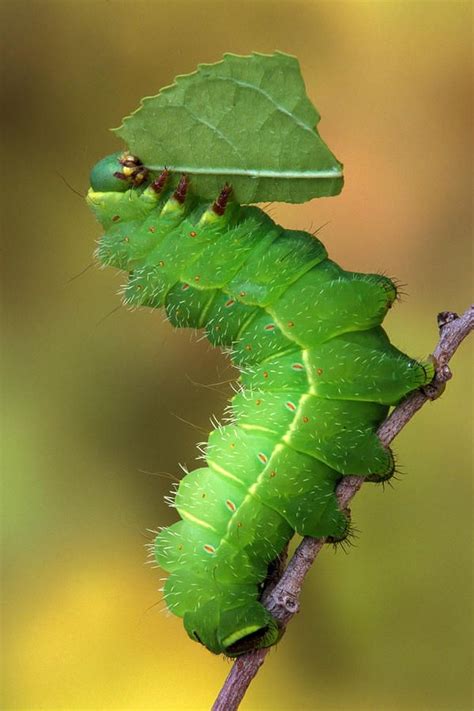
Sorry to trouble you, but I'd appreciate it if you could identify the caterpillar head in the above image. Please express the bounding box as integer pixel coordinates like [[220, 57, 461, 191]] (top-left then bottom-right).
[[89, 151, 149, 192], [183, 599, 281, 657], [86, 152, 162, 247]]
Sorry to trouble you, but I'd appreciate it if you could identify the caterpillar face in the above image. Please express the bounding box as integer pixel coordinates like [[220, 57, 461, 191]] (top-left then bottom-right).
[[89, 152, 149, 192], [87, 151, 434, 656]]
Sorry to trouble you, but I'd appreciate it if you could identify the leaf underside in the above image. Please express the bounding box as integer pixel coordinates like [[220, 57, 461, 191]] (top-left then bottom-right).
[[114, 52, 343, 204]]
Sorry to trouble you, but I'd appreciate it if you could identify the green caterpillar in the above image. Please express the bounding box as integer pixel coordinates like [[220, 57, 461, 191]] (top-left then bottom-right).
[[87, 53, 435, 657], [87, 151, 434, 656]]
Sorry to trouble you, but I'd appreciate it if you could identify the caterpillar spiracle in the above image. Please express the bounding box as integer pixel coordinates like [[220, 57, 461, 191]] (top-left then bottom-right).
[[86, 58, 434, 657]]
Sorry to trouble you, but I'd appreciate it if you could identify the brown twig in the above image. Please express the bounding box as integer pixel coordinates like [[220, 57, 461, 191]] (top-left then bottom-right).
[[212, 305, 473, 711]]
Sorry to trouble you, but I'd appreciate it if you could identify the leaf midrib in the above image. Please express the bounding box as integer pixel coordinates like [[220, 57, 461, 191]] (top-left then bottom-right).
[[144, 166, 343, 179]]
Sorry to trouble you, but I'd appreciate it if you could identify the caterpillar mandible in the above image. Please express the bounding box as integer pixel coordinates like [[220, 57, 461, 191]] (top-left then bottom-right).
[[86, 53, 434, 657]]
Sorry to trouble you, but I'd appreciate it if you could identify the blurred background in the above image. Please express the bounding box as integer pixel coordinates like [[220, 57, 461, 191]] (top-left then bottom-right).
[[1, 1, 472, 709]]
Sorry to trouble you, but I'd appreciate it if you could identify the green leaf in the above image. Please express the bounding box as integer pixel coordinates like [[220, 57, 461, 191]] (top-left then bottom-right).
[[114, 52, 343, 204]]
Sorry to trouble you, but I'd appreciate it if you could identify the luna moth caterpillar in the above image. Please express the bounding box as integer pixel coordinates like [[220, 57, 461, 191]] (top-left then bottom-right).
[[86, 53, 434, 657]]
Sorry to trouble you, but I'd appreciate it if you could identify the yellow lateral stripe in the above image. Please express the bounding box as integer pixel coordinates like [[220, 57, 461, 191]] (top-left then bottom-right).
[[248, 442, 284, 497], [180, 509, 218, 533], [209, 461, 245, 486], [281, 393, 311, 440], [239, 423, 276, 434], [222, 625, 263, 648], [266, 309, 305, 347], [302, 349, 319, 394]]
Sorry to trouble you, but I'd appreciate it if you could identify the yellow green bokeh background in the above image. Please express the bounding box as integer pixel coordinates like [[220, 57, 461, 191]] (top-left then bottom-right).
[[1, 2, 472, 709]]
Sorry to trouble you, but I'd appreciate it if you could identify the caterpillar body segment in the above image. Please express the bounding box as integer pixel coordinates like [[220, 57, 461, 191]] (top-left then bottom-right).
[[87, 153, 435, 657]]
